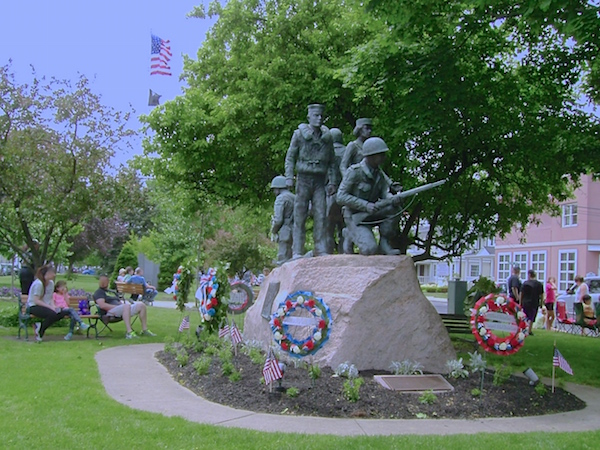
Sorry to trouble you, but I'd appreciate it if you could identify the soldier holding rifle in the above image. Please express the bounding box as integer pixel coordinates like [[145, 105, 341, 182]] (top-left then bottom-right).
[[337, 137, 445, 256]]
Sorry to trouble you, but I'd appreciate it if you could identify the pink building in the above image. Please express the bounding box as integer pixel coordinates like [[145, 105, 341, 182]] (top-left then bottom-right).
[[495, 175, 600, 292]]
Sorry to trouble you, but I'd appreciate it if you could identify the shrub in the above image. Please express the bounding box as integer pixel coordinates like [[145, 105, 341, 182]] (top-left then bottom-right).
[[535, 383, 548, 397], [446, 358, 469, 379], [464, 276, 501, 314], [247, 347, 264, 365], [228, 370, 242, 382], [176, 350, 189, 367], [286, 387, 299, 398], [221, 361, 234, 376], [0, 287, 21, 299], [342, 377, 364, 402], [390, 360, 424, 375], [418, 389, 437, 405], [110, 238, 138, 288], [493, 364, 512, 386], [334, 362, 359, 379], [0, 305, 19, 327], [218, 347, 233, 364], [308, 364, 321, 381], [193, 356, 211, 376]]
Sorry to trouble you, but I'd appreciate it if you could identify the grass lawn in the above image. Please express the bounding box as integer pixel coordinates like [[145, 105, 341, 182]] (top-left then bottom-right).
[[1, 289, 600, 448]]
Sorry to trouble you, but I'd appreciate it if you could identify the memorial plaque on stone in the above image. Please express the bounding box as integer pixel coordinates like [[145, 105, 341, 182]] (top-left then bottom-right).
[[374, 375, 454, 393], [261, 281, 281, 320]]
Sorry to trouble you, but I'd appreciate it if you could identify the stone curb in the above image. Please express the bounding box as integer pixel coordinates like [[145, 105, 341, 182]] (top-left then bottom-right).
[[95, 343, 600, 436]]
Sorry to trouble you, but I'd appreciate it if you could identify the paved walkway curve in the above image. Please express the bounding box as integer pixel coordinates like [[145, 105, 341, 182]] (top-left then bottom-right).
[[95, 344, 600, 436]]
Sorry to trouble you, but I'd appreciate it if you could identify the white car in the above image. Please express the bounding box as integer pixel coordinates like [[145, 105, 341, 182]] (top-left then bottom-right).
[[556, 276, 600, 315]]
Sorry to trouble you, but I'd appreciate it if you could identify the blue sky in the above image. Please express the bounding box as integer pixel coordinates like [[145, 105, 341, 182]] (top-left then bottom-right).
[[1, 0, 215, 166]]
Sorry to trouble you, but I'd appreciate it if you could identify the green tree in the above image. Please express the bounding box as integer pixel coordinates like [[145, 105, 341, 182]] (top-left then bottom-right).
[[110, 238, 139, 286], [0, 64, 135, 268], [139, 0, 375, 207]]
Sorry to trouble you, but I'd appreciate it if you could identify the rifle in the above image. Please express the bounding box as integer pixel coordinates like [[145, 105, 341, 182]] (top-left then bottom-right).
[[352, 179, 447, 225]]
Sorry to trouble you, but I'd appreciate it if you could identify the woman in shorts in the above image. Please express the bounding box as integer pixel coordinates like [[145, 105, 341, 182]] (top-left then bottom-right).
[[545, 276, 557, 330]]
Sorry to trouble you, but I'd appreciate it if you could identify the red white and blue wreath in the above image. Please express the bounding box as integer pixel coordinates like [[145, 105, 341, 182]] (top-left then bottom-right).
[[270, 291, 332, 358], [199, 268, 219, 322], [471, 293, 528, 356]]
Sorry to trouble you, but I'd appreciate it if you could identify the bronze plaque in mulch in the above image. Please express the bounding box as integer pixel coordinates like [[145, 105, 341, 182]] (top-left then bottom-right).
[[261, 281, 280, 320], [374, 375, 454, 393]]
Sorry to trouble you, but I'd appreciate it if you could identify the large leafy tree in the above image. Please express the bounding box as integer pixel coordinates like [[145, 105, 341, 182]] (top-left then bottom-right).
[[0, 65, 135, 268], [139, 0, 600, 262], [140, 0, 375, 206], [337, 0, 600, 259]]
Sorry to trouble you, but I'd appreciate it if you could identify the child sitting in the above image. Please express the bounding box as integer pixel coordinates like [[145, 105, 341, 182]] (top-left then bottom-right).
[[53, 280, 90, 340], [582, 294, 597, 326]]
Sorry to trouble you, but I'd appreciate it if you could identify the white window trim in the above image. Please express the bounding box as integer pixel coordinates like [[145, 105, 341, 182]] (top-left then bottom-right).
[[530, 250, 547, 283], [497, 252, 511, 282], [513, 251, 528, 280], [558, 249, 577, 292], [562, 204, 578, 228]]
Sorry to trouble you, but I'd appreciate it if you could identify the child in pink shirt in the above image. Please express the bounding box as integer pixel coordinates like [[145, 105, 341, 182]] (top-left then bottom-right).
[[53, 280, 89, 340]]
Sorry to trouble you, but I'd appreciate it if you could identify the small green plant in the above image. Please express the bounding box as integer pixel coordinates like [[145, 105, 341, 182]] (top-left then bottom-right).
[[342, 377, 364, 402], [468, 351, 487, 391], [415, 412, 428, 419], [164, 336, 176, 355], [176, 349, 189, 367], [535, 383, 548, 397], [218, 347, 233, 364], [247, 347, 264, 365], [228, 370, 242, 382], [286, 387, 300, 398], [471, 388, 482, 397], [192, 356, 211, 376], [418, 389, 437, 405], [446, 358, 469, 379], [308, 364, 321, 382], [221, 361, 234, 376], [335, 362, 359, 379], [493, 364, 512, 386], [389, 360, 424, 375], [204, 345, 219, 356]]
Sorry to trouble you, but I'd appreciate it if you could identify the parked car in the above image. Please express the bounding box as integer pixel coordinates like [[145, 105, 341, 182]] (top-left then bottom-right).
[[82, 268, 96, 275], [556, 276, 600, 315]]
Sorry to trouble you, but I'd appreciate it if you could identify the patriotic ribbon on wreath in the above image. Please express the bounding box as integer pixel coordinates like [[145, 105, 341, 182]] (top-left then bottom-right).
[[199, 268, 219, 322]]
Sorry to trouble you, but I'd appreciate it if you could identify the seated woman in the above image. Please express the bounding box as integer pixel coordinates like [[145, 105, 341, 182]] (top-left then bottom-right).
[[116, 268, 126, 282], [582, 294, 597, 326], [53, 280, 89, 341], [27, 265, 73, 342]]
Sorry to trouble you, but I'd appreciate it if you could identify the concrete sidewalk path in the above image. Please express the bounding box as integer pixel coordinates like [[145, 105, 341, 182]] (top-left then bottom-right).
[[95, 344, 600, 436]]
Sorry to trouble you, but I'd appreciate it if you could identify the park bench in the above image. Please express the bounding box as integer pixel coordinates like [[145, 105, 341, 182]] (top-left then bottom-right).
[[116, 282, 152, 305], [439, 313, 472, 334], [17, 293, 100, 340]]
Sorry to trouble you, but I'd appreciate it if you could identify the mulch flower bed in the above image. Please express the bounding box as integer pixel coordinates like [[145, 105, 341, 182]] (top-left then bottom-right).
[[157, 345, 585, 420]]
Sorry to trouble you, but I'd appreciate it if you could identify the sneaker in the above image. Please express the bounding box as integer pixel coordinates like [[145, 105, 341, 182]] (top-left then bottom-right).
[[64, 332, 73, 341], [141, 329, 157, 337], [33, 323, 42, 342], [79, 322, 90, 331], [125, 331, 138, 339]]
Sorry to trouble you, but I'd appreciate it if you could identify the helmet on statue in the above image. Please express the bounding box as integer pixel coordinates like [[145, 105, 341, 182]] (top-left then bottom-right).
[[270, 175, 288, 189], [362, 137, 389, 156]]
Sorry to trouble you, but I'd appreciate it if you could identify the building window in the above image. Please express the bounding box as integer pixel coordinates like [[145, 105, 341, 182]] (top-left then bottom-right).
[[486, 237, 496, 247], [558, 250, 577, 292], [498, 253, 511, 284], [531, 251, 547, 283], [513, 252, 528, 280], [562, 204, 578, 228], [469, 263, 480, 278]]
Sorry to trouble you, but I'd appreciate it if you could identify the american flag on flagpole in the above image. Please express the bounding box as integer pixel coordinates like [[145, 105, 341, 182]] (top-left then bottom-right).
[[150, 34, 172, 76], [553, 347, 573, 375], [218, 324, 230, 338], [230, 320, 243, 345], [178, 315, 190, 332], [263, 348, 283, 385]]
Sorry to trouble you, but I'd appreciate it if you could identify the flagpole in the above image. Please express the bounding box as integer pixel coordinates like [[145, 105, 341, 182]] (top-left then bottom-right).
[[552, 340, 556, 393]]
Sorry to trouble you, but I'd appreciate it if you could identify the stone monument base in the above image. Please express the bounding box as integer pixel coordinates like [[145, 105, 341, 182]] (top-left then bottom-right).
[[243, 255, 456, 373]]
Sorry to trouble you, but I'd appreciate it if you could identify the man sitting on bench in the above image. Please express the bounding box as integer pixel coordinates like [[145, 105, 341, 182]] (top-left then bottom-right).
[[93, 275, 156, 339], [128, 267, 158, 304]]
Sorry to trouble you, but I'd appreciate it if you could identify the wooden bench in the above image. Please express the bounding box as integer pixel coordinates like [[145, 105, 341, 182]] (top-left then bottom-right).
[[17, 293, 101, 340], [440, 313, 472, 334], [116, 282, 150, 304]]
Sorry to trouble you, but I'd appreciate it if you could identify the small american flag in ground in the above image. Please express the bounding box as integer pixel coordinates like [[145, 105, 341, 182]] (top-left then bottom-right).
[[230, 320, 243, 345], [150, 34, 172, 76], [263, 348, 283, 385], [178, 315, 190, 332], [218, 324, 230, 338], [553, 347, 573, 375]]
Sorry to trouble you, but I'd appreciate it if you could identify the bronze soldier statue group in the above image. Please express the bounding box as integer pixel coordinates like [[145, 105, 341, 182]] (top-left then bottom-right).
[[270, 103, 444, 265]]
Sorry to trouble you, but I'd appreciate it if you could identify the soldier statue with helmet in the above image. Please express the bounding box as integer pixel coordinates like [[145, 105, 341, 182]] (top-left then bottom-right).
[[340, 118, 373, 175], [285, 104, 337, 258], [336, 137, 402, 256], [270, 175, 295, 265]]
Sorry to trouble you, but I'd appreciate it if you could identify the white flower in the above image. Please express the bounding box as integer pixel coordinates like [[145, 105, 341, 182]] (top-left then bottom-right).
[[313, 332, 322, 341], [291, 345, 300, 354], [495, 296, 506, 305], [479, 327, 487, 336], [517, 311, 526, 320], [297, 296, 305, 305], [517, 332, 525, 341], [479, 306, 488, 315], [499, 342, 507, 351], [203, 313, 212, 321], [315, 309, 323, 317], [277, 307, 285, 317], [274, 331, 282, 341]]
